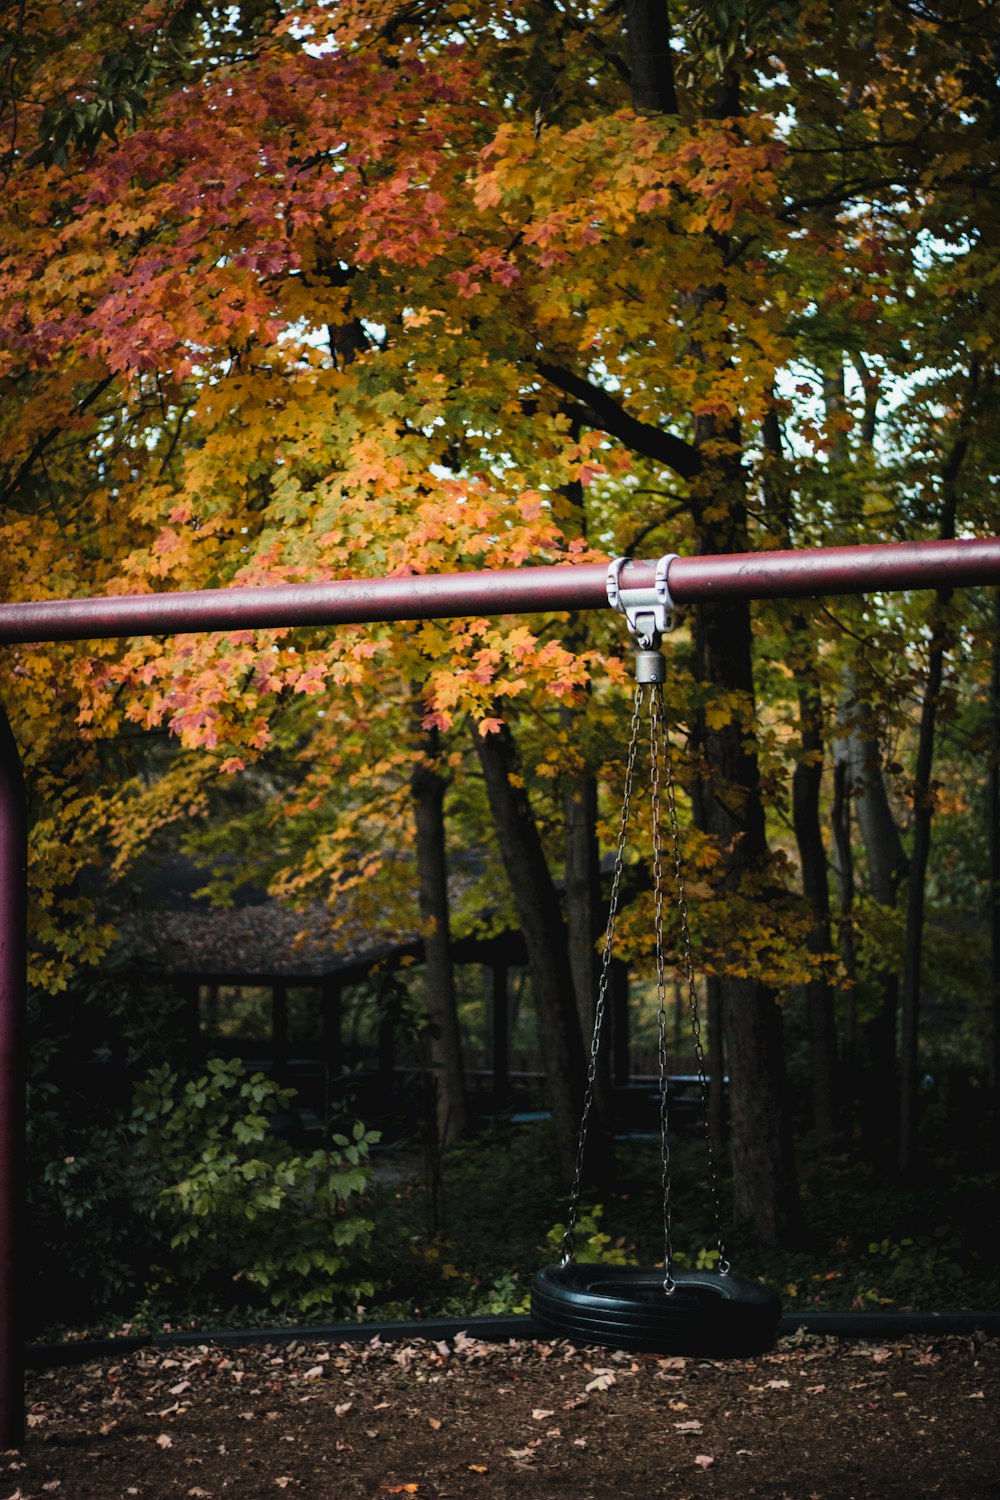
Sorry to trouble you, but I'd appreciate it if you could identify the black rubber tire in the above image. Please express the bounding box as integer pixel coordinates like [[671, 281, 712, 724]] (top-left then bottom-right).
[[531, 1263, 781, 1357]]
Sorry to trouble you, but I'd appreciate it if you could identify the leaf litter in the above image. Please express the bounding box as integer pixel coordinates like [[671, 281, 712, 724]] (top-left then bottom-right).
[[10, 1331, 999, 1498]]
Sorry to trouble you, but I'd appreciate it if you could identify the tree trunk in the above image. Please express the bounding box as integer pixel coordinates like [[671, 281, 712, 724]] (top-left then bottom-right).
[[563, 763, 601, 1038], [472, 716, 610, 1183], [693, 592, 802, 1246], [897, 596, 949, 1174], [897, 364, 975, 1169], [725, 977, 800, 1245], [410, 725, 468, 1148], [706, 973, 725, 1150], [831, 758, 859, 1133], [762, 404, 842, 1152], [834, 688, 908, 1162], [792, 665, 842, 1153], [558, 481, 603, 1046], [624, 0, 678, 115], [835, 694, 908, 908]]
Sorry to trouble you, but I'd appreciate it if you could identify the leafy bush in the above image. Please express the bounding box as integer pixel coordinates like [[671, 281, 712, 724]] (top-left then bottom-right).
[[130, 1059, 380, 1314], [29, 1056, 381, 1331], [32, 1117, 164, 1320], [542, 1205, 631, 1266]]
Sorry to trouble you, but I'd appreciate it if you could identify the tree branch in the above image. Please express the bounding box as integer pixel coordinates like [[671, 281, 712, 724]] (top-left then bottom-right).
[[0, 373, 115, 508], [535, 359, 701, 479]]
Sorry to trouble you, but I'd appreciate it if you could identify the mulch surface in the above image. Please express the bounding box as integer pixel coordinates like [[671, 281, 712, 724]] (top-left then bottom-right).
[[8, 1330, 999, 1499]]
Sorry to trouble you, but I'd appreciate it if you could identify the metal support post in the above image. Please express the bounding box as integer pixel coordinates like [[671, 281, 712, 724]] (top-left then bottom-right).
[[0, 700, 26, 1449]]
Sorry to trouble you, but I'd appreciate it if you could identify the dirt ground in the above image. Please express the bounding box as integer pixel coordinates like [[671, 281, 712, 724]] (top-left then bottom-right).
[[8, 1329, 999, 1500]]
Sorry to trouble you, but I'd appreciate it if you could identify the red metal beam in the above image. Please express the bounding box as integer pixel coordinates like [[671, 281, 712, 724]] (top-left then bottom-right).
[[1, 537, 998, 643]]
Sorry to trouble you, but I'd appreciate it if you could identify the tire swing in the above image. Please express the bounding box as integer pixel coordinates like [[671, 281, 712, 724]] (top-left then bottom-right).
[[531, 557, 781, 1359]]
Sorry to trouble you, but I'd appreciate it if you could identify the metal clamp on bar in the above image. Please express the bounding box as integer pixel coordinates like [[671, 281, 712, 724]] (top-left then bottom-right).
[[606, 555, 678, 647]]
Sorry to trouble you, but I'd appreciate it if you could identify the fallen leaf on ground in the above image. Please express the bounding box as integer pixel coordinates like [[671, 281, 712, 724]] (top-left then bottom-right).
[[156, 1434, 173, 1450], [428, 1418, 442, 1431], [694, 1454, 715, 1469], [674, 1421, 703, 1432], [585, 1372, 616, 1392], [466, 1464, 489, 1474], [381, 1487, 418, 1495], [531, 1408, 555, 1420]]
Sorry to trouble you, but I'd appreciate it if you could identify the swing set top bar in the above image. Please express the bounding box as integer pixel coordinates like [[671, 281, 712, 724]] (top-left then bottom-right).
[[1, 537, 999, 644]]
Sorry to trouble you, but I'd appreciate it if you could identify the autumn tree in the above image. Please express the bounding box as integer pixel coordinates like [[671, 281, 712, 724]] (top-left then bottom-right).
[[3, 0, 1000, 1242]]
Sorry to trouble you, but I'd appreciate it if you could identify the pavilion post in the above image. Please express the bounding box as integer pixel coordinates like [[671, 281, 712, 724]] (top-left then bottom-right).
[[0, 699, 26, 1450]]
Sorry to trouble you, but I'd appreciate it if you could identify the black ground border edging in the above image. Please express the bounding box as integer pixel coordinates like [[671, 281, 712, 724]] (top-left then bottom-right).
[[25, 1309, 1000, 1370]]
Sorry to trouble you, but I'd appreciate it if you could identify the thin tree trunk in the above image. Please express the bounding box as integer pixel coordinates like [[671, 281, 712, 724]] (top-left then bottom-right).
[[472, 716, 610, 1183], [558, 475, 603, 1045], [897, 598, 949, 1173], [836, 694, 909, 908], [563, 762, 601, 1037], [834, 689, 908, 1162], [410, 722, 467, 1148], [793, 667, 842, 1153], [898, 362, 975, 1172], [831, 758, 858, 1132], [763, 403, 842, 1152]]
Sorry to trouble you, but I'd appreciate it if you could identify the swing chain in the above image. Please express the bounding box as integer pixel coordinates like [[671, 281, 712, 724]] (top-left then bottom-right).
[[561, 682, 644, 1267], [660, 731, 731, 1276]]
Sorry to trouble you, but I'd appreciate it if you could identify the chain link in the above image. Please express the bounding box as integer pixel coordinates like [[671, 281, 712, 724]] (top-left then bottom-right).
[[660, 725, 730, 1275], [561, 684, 644, 1266]]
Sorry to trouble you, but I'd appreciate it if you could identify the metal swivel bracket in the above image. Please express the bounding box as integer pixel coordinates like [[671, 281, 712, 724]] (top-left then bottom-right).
[[606, 554, 678, 647]]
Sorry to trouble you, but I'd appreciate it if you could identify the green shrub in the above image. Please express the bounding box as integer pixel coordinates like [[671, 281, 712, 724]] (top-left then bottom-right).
[[32, 1118, 164, 1318], [130, 1058, 381, 1315], [542, 1204, 631, 1266]]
